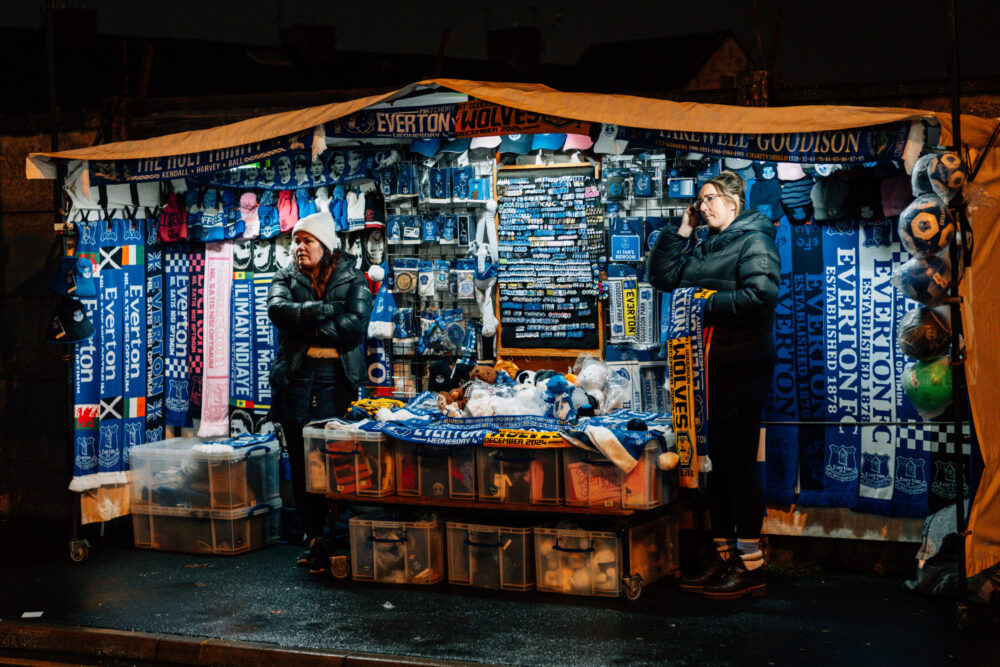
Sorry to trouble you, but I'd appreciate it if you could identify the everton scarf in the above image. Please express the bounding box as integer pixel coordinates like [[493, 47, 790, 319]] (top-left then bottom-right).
[[197, 241, 233, 437], [252, 239, 280, 431], [811, 222, 860, 508], [891, 223, 934, 517], [164, 243, 191, 427], [144, 215, 165, 444], [70, 219, 102, 491], [120, 215, 147, 471], [856, 220, 898, 515], [667, 287, 714, 490], [187, 245, 206, 419], [97, 217, 126, 485], [229, 241, 255, 435], [764, 220, 799, 504], [791, 223, 830, 506]]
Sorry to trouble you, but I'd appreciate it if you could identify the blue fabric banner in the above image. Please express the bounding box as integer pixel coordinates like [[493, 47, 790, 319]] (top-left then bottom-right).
[[620, 121, 912, 164], [252, 239, 281, 431]]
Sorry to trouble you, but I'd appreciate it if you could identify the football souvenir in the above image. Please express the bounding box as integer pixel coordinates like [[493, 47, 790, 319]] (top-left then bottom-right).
[[898, 194, 954, 257]]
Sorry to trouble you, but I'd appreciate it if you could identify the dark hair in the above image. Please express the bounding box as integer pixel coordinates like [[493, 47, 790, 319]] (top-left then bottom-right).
[[309, 245, 343, 297], [704, 170, 746, 215]]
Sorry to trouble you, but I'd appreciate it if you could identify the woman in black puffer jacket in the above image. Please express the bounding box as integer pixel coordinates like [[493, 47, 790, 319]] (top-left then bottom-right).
[[647, 170, 779, 600], [268, 211, 372, 573]]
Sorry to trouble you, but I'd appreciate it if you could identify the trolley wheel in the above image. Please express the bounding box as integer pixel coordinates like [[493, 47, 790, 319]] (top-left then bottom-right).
[[69, 539, 90, 563], [330, 555, 350, 580], [623, 574, 644, 601]]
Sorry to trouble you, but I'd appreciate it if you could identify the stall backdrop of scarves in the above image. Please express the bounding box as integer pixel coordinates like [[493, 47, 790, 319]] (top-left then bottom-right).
[[70, 218, 102, 491], [763, 218, 798, 504]]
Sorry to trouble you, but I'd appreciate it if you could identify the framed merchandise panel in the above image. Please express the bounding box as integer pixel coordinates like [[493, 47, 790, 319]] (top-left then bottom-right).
[[495, 163, 605, 358]]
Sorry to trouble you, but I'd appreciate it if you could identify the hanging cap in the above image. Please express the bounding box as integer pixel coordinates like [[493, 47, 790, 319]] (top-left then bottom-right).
[[469, 135, 502, 150], [563, 133, 594, 151], [49, 256, 97, 298], [498, 134, 533, 154], [531, 133, 567, 151], [776, 162, 807, 181], [409, 138, 441, 157], [45, 297, 95, 344]]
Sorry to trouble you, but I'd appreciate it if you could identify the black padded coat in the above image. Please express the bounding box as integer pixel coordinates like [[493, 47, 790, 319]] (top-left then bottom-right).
[[646, 210, 780, 367], [267, 253, 373, 394]]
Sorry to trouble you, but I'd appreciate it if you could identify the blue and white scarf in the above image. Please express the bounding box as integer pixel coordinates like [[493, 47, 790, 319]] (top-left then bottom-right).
[[790, 223, 830, 506], [252, 239, 281, 431], [145, 216, 165, 443], [69, 219, 102, 491], [97, 217, 126, 485], [764, 220, 799, 504], [120, 215, 147, 471], [164, 243, 191, 427]]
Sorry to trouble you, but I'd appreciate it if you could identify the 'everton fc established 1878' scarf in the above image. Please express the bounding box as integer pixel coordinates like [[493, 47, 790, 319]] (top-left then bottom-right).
[[764, 220, 798, 504], [667, 286, 714, 490], [252, 239, 281, 431], [98, 217, 126, 485]]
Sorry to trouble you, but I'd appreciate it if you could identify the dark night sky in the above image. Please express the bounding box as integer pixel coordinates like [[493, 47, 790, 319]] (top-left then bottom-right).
[[6, 0, 1000, 86]]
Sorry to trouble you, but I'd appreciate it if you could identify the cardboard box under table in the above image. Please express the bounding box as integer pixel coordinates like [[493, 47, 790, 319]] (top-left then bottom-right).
[[533, 509, 678, 599], [132, 501, 282, 555], [349, 510, 445, 584], [394, 440, 477, 499], [447, 520, 535, 591], [563, 441, 663, 509], [130, 435, 280, 511], [302, 424, 395, 497], [476, 447, 562, 505]]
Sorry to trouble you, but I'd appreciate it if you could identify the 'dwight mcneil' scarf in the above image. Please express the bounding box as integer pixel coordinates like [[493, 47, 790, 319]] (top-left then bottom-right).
[[667, 287, 715, 490]]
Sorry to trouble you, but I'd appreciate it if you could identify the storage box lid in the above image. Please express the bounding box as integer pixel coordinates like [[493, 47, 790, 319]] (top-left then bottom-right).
[[130, 434, 278, 461], [302, 422, 384, 442], [130, 499, 282, 520]]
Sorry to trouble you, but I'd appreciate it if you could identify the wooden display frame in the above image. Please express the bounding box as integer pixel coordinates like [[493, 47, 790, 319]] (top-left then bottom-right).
[[494, 161, 605, 359]]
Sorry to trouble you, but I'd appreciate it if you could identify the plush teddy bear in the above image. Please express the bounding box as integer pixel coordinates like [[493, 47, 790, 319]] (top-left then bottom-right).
[[469, 364, 498, 385]]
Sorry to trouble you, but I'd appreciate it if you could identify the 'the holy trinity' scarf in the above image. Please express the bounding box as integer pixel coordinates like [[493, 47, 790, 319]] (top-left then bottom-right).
[[667, 286, 714, 490]]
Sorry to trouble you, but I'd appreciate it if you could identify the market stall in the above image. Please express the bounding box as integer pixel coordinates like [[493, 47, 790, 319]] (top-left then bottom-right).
[[26, 79, 1000, 590]]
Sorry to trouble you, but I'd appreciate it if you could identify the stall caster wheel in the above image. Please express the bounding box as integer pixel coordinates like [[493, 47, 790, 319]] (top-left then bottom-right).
[[957, 604, 970, 630], [330, 555, 350, 580], [623, 574, 644, 601], [69, 538, 91, 563]]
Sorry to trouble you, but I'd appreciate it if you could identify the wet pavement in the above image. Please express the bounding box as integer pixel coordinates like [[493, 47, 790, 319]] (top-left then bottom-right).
[[0, 532, 997, 666]]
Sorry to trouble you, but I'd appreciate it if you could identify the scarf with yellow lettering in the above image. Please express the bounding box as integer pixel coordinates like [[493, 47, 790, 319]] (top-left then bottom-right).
[[667, 287, 714, 490]]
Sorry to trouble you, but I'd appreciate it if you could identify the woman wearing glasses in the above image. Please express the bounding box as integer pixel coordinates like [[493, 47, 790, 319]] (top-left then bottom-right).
[[647, 170, 780, 600]]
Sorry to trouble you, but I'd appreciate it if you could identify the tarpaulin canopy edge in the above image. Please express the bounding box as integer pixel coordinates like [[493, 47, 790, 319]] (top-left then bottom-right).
[[25, 78, 980, 179]]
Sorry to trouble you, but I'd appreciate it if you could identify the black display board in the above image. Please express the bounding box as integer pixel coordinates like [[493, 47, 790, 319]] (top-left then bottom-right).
[[495, 164, 604, 357]]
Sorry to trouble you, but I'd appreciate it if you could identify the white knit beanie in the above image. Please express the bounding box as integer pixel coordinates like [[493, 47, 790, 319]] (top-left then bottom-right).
[[292, 211, 338, 253]]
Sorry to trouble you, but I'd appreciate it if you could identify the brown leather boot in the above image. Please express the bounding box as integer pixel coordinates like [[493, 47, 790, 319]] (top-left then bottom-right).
[[679, 551, 733, 593], [701, 558, 766, 599]]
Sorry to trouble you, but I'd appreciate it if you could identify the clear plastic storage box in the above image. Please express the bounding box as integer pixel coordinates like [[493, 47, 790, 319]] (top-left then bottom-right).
[[130, 435, 280, 511], [475, 447, 563, 505], [349, 511, 445, 584], [394, 440, 477, 499], [533, 511, 679, 597], [302, 424, 395, 497], [131, 501, 281, 555], [447, 521, 535, 590], [563, 441, 663, 509]]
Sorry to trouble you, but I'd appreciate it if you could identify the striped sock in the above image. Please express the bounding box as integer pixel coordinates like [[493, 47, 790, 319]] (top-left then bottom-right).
[[714, 537, 736, 560], [738, 539, 764, 571]]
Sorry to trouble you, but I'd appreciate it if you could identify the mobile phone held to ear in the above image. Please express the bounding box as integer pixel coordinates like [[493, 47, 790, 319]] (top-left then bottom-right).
[[687, 203, 702, 227]]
